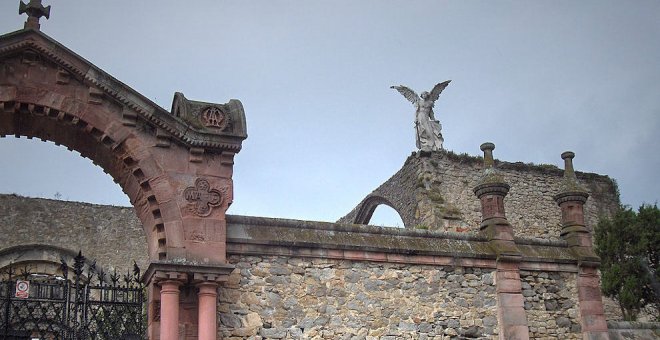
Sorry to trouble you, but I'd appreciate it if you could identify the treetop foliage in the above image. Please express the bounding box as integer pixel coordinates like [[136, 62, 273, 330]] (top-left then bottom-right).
[[595, 204, 660, 321]]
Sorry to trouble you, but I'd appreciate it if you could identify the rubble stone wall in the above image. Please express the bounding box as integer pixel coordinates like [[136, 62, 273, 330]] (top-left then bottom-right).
[[1, 194, 632, 337], [219, 255, 500, 339], [520, 270, 582, 339], [0, 194, 148, 272]]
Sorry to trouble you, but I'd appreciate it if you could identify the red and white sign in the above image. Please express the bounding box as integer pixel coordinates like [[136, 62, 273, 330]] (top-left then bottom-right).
[[15, 280, 30, 299]]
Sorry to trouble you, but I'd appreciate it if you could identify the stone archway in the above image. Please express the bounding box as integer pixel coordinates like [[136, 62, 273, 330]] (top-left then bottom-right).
[[1, 11, 247, 339], [352, 195, 406, 227], [0, 28, 245, 264]]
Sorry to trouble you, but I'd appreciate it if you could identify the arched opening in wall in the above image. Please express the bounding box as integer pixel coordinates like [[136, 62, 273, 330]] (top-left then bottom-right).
[[368, 205, 405, 228], [0, 137, 130, 206], [0, 137, 149, 271]]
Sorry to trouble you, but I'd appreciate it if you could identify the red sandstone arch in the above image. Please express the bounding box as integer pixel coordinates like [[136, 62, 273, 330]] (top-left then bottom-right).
[[0, 28, 246, 266]]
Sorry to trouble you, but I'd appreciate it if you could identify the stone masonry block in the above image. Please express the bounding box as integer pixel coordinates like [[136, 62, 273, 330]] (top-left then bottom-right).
[[164, 220, 185, 248], [578, 285, 604, 301], [498, 293, 524, 307], [579, 300, 605, 315], [500, 307, 528, 326]]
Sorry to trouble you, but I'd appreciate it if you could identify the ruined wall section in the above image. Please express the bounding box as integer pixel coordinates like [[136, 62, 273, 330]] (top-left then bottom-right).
[[340, 151, 620, 240], [219, 255, 499, 339], [0, 194, 148, 272], [338, 156, 420, 228]]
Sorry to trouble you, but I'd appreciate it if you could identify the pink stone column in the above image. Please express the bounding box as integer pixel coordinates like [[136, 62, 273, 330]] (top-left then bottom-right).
[[578, 266, 609, 339], [160, 280, 183, 340], [197, 282, 219, 340], [554, 152, 609, 340], [473, 143, 529, 339], [496, 260, 530, 340]]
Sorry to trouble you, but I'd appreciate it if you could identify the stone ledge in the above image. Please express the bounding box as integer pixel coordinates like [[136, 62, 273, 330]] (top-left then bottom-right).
[[227, 214, 487, 241], [607, 321, 660, 330], [227, 215, 580, 266]]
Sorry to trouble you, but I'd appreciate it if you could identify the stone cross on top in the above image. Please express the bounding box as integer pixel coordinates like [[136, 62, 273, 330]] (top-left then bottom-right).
[[19, 0, 51, 30]]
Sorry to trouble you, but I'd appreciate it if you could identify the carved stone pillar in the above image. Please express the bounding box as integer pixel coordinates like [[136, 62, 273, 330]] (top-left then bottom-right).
[[554, 151, 609, 340], [193, 273, 224, 340], [195, 273, 222, 340], [148, 271, 187, 340], [144, 263, 234, 340], [159, 279, 184, 340], [473, 142, 529, 340]]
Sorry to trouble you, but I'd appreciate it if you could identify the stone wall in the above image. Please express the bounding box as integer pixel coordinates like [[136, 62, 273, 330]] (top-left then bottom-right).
[[520, 270, 581, 339], [339, 151, 620, 240], [607, 321, 660, 340], [0, 195, 635, 338], [219, 255, 499, 339], [224, 215, 589, 339], [0, 194, 148, 272]]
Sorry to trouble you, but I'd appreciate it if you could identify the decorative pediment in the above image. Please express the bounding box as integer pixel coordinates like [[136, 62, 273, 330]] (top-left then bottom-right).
[[0, 29, 247, 154]]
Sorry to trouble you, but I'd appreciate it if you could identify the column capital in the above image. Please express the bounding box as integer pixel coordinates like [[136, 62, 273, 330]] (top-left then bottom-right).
[[142, 261, 235, 286], [192, 272, 225, 286], [152, 271, 188, 286]]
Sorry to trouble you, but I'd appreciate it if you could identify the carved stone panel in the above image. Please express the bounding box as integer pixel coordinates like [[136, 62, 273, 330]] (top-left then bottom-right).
[[183, 178, 225, 217]]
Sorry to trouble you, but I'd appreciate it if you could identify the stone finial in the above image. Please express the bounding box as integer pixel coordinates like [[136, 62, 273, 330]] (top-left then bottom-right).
[[473, 143, 520, 260], [473, 142, 510, 221], [554, 151, 593, 249], [554, 151, 589, 205], [481, 142, 495, 168], [19, 0, 51, 30], [473, 142, 509, 196]]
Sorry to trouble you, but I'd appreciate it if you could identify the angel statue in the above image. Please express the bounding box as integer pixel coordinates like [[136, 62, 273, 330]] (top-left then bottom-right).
[[391, 80, 451, 152]]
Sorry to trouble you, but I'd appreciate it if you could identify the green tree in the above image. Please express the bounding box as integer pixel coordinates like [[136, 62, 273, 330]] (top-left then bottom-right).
[[595, 204, 660, 321]]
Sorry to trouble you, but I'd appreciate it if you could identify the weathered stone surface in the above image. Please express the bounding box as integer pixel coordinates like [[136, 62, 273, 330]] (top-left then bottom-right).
[[4, 194, 650, 336], [219, 255, 499, 339], [339, 151, 619, 240], [0, 194, 148, 273], [521, 270, 581, 339], [607, 321, 660, 340]]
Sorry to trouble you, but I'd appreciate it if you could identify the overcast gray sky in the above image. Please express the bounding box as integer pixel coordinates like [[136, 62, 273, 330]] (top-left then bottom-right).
[[1, 1, 658, 226]]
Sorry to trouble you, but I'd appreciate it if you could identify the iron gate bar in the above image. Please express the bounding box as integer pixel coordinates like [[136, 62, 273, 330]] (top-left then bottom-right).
[[1, 251, 145, 340]]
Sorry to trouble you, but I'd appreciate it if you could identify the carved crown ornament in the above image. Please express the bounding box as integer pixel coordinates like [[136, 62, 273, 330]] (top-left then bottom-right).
[[171, 92, 240, 134], [0, 28, 247, 154]]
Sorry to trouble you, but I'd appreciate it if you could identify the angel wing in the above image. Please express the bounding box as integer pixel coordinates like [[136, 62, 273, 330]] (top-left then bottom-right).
[[391, 85, 420, 104], [427, 80, 451, 103]]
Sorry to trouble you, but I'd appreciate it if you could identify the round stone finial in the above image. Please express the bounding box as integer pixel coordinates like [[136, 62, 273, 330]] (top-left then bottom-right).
[[480, 142, 495, 152], [561, 151, 576, 175], [480, 142, 495, 168], [554, 149, 588, 202]]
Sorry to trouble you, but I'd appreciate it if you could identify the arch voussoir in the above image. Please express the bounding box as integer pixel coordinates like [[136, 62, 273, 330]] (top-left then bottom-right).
[[0, 100, 169, 259]]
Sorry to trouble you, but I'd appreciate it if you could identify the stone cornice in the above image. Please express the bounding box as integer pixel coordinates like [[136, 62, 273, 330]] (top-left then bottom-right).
[[226, 215, 582, 266], [0, 29, 246, 153]]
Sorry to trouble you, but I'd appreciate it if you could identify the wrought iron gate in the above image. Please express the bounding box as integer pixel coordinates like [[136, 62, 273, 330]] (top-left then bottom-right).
[[1, 252, 145, 339]]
